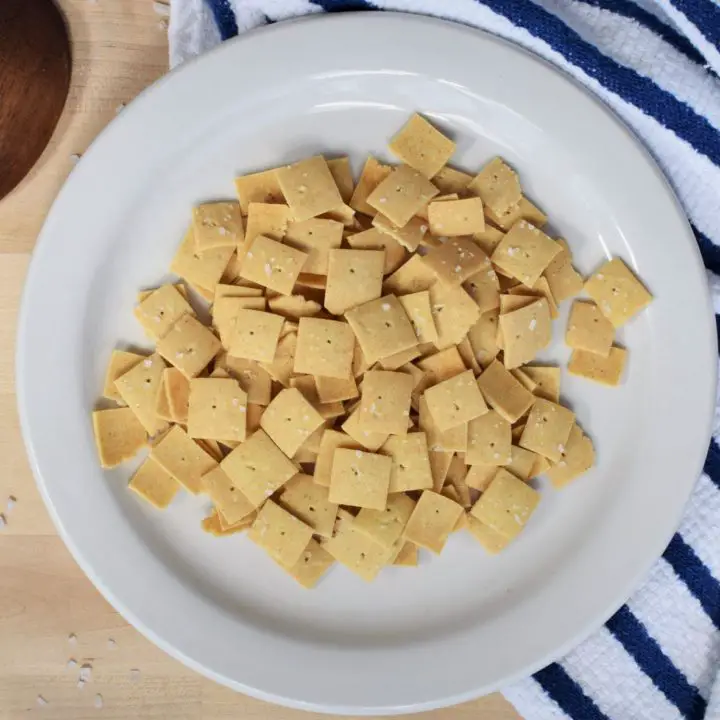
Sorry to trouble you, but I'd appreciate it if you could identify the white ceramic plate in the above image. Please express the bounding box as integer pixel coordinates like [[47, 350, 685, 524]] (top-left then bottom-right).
[[17, 12, 716, 715]]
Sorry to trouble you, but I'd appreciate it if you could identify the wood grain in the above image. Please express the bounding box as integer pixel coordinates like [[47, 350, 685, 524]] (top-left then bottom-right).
[[0, 0, 71, 201], [0, 2, 522, 718]]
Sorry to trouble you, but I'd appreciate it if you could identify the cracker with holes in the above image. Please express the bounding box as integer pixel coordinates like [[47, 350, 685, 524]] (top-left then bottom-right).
[[213, 296, 266, 345], [341, 408, 389, 452], [328, 448, 392, 510], [278, 474, 338, 538], [545, 424, 595, 488], [192, 201, 243, 251], [464, 265, 500, 315], [345, 295, 417, 364], [388, 113, 455, 178], [519, 398, 575, 462], [404, 490, 463, 554], [418, 396, 467, 453], [358, 370, 414, 435], [543, 238, 583, 303], [239, 235, 308, 295], [384, 254, 437, 295], [372, 213, 429, 253], [114, 353, 168, 435], [491, 220, 561, 287], [92, 408, 147, 468], [424, 370, 487, 432], [187, 377, 247, 442], [486, 196, 547, 232], [156, 314, 221, 379], [423, 236, 490, 286], [466, 515, 512, 554], [499, 298, 552, 369], [432, 165, 472, 195], [315, 375, 358, 404], [429, 283, 481, 350], [134, 284, 194, 340], [234, 167, 285, 213], [283, 218, 343, 274], [366, 165, 439, 227], [201, 465, 255, 524], [350, 156, 393, 216], [471, 468, 540, 540], [568, 346, 627, 386], [128, 456, 180, 509], [398, 291, 438, 344], [284, 539, 335, 589], [219, 354, 272, 405], [225, 309, 283, 364], [466, 410, 512, 466], [170, 227, 234, 292], [384, 432, 434, 493], [244, 203, 291, 247], [465, 464, 498, 492], [428, 197, 485, 236], [221, 429, 298, 507], [523, 365, 561, 403], [248, 500, 313, 567], [103, 350, 145, 402], [505, 445, 538, 482], [566, 301, 614, 357], [260, 388, 324, 458], [354, 493, 416, 549], [294, 317, 355, 379], [313, 429, 363, 487], [476, 359, 535, 423], [467, 310, 501, 367], [324, 249, 385, 315], [346, 227, 407, 276], [276, 156, 344, 222], [467, 157, 522, 215], [151, 425, 217, 494], [584, 257, 652, 327]]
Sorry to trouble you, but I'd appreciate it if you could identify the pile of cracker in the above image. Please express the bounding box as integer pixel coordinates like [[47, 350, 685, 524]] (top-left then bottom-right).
[[92, 113, 652, 588]]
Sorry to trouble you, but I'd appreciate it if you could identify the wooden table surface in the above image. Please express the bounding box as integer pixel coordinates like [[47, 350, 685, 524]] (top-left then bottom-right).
[[0, 2, 522, 718]]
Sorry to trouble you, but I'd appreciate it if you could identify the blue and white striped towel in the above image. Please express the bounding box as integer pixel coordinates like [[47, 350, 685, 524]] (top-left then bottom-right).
[[167, 2, 720, 717]]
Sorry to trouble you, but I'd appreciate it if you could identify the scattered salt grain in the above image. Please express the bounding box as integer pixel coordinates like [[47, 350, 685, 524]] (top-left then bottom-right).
[[218, 227, 228, 236], [68, 633, 77, 645], [157, 18, 169, 31], [6, 496, 16, 513], [79, 664, 93, 682], [378, 197, 387, 204], [0, 514, 6, 529], [529, 318, 537, 331], [77, 679, 86, 690], [143, 358, 153, 368], [454, 265, 461, 273], [381, 303, 391, 311], [264, 263, 272, 276], [36, 695, 48, 707], [94, 694, 104, 709], [558, 444, 565, 454], [355, 450, 363, 458]]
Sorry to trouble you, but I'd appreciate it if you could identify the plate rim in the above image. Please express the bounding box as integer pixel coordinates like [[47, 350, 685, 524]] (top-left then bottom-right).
[[16, 11, 717, 715]]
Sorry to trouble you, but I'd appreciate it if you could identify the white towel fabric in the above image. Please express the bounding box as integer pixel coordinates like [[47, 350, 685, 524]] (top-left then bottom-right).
[[168, 2, 720, 718]]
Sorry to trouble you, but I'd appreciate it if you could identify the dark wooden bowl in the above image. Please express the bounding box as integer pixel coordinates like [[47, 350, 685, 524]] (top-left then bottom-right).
[[0, 0, 71, 200]]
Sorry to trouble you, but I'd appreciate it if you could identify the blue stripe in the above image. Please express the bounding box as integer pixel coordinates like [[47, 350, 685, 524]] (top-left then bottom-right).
[[311, 0, 376, 10], [670, 0, 720, 50], [534, 663, 610, 720], [606, 606, 706, 718], [576, 0, 707, 66], [663, 533, 720, 629], [703, 438, 720, 490], [693, 224, 720, 275], [203, 0, 239, 41]]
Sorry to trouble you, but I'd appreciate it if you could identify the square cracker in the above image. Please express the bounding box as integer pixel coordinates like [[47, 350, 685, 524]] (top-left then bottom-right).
[[417, 346, 466, 386], [429, 282, 481, 350], [519, 398, 575, 462], [388, 113, 455, 178], [432, 165, 472, 195], [477, 359, 535, 423], [465, 464, 498, 492], [346, 227, 407, 276], [192, 201, 243, 252], [221, 429, 298, 508], [234, 167, 285, 214], [566, 301, 614, 357], [151, 425, 217, 494], [424, 370, 488, 432], [545, 424, 595, 488], [163, 367, 190, 423], [328, 448, 392, 510], [114, 353, 168, 436], [268, 294, 322, 320], [418, 396, 467, 453], [372, 213, 429, 253], [467, 157, 522, 215], [283, 218, 343, 275], [393, 541, 419, 566], [92, 407, 146, 468], [358, 370, 414, 435], [128, 456, 180, 509], [485, 196, 547, 232], [423, 236, 490, 286], [324, 249, 385, 315], [404, 490, 463, 554], [383, 254, 437, 295], [499, 298, 552, 369], [467, 310, 501, 367], [260, 388, 324, 458], [383, 431, 434, 493], [103, 350, 145, 402], [326, 156, 354, 203], [239, 235, 308, 295], [187, 377, 247, 442], [398, 291, 438, 344], [523, 365, 561, 403], [259, 331, 297, 386], [504, 445, 538, 482], [473, 224, 505, 256], [464, 264, 500, 315], [341, 407, 389, 452], [470, 468, 540, 539], [466, 410, 512, 466], [212, 295, 266, 345], [201, 465, 255, 524], [568, 346, 627, 386], [170, 227, 234, 292], [350, 156, 394, 216], [283, 539, 335, 589], [543, 238, 584, 303], [249, 500, 313, 568], [294, 317, 355, 379], [428, 197, 485, 236], [244, 203, 291, 245], [156, 314, 221, 379], [466, 515, 512, 554], [226, 309, 284, 364], [315, 374, 358, 404], [218, 354, 272, 405], [345, 295, 417, 364], [354, 492, 416, 549], [429, 449, 454, 492], [134, 284, 194, 340], [491, 220, 562, 287], [278, 473, 338, 538], [321, 510, 395, 582], [584, 257, 652, 327], [313, 429, 363, 487], [366, 165, 439, 228], [276, 156, 344, 222]]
